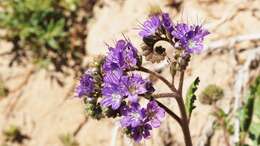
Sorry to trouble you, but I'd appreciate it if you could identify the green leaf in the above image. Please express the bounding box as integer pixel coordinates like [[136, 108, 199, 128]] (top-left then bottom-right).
[[185, 77, 200, 118], [240, 76, 260, 132], [239, 93, 255, 132], [254, 97, 260, 119], [47, 38, 60, 49], [249, 122, 260, 145]]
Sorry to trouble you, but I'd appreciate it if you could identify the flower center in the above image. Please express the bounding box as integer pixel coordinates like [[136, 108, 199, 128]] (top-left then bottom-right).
[[111, 93, 121, 102], [188, 40, 196, 49], [129, 85, 137, 94], [131, 112, 141, 120]]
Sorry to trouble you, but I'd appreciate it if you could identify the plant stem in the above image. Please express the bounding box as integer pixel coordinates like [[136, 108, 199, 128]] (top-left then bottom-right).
[[178, 71, 185, 95], [137, 66, 178, 93], [177, 99, 193, 146], [156, 100, 182, 125], [177, 71, 193, 146], [139, 66, 192, 146], [153, 93, 178, 99]]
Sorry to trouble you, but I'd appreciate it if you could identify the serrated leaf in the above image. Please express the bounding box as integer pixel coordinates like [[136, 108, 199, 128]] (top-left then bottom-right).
[[185, 77, 200, 118]]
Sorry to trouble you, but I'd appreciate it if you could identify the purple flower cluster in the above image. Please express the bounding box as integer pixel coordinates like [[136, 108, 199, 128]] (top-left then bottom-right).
[[121, 101, 165, 142], [139, 13, 209, 54], [100, 39, 164, 142], [103, 40, 138, 72], [76, 11, 209, 143], [172, 23, 210, 54], [76, 71, 95, 98], [101, 40, 147, 110]]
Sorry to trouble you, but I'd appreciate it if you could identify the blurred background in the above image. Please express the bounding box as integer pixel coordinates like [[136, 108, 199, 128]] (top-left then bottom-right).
[[0, 0, 260, 146]]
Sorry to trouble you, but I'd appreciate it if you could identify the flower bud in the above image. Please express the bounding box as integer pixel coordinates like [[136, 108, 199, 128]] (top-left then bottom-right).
[[170, 62, 177, 77], [179, 53, 191, 70]]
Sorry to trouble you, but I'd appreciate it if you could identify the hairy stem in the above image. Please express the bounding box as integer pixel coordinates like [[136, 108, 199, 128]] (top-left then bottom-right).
[[153, 93, 178, 99], [177, 71, 193, 146], [139, 66, 192, 146], [177, 99, 193, 146], [137, 66, 178, 93], [155, 100, 181, 125], [178, 71, 185, 95]]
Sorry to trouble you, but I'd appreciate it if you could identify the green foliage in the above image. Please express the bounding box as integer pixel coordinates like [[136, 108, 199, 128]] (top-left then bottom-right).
[[240, 76, 260, 132], [3, 125, 29, 143], [254, 96, 260, 119], [199, 84, 224, 105], [239, 92, 255, 132], [59, 134, 79, 146], [0, 0, 89, 76], [248, 76, 260, 145], [185, 77, 200, 118], [249, 123, 260, 146], [238, 76, 260, 145]]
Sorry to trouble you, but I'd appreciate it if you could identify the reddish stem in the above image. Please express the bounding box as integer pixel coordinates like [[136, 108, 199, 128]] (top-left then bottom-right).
[[138, 66, 193, 146]]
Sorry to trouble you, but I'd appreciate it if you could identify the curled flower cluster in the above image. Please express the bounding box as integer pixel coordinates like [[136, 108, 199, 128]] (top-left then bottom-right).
[[76, 11, 209, 143], [139, 12, 209, 63], [76, 39, 165, 142]]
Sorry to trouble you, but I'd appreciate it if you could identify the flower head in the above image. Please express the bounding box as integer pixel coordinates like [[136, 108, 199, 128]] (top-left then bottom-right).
[[101, 70, 126, 110], [100, 86, 125, 110], [146, 100, 165, 128], [123, 74, 148, 102], [76, 71, 95, 97], [120, 103, 147, 127], [139, 15, 161, 38], [103, 40, 138, 72], [172, 23, 209, 54]]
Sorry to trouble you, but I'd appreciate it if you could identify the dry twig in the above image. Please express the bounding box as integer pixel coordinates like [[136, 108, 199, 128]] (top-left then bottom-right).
[[72, 117, 88, 137], [4, 68, 35, 118], [205, 33, 260, 53]]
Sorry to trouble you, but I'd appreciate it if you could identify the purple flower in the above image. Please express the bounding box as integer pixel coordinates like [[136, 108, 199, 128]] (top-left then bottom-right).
[[146, 100, 165, 128], [100, 86, 125, 110], [129, 123, 152, 142], [120, 103, 146, 127], [162, 13, 174, 34], [122, 74, 148, 102], [103, 69, 123, 85], [172, 23, 210, 54], [76, 71, 94, 97], [139, 15, 160, 38], [103, 40, 138, 72], [101, 71, 126, 110]]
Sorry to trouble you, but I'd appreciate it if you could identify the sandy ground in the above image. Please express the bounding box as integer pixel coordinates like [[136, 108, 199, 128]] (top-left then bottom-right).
[[0, 0, 260, 146]]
